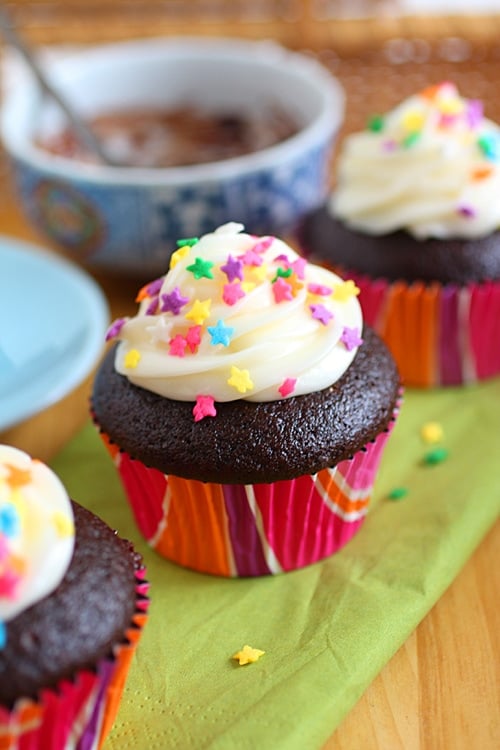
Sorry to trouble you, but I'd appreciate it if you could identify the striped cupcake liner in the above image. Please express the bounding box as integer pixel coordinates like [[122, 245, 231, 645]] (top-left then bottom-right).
[[0, 569, 149, 750], [98, 404, 399, 577], [343, 272, 500, 388]]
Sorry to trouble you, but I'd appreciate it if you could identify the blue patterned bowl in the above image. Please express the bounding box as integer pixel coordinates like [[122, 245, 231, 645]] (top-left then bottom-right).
[[1, 37, 344, 277]]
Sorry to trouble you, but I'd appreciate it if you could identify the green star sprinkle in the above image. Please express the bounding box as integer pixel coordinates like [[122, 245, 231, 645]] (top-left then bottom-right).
[[423, 447, 449, 466], [186, 257, 214, 280], [367, 114, 385, 132], [176, 237, 199, 248], [387, 487, 409, 501], [402, 131, 421, 149]]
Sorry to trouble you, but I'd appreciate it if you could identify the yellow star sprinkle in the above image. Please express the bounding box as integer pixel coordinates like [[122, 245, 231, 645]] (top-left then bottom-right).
[[124, 349, 141, 369], [245, 263, 268, 284], [52, 511, 75, 538], [241, 280, 256, 294], [233, 645, 265, 666], [185, 299, 211, 325], [169, 245, 191, 269], [331, 279, 360, 302], [420, 421, 444, 444], [228, 366, 254, 394], [402, 111, 425, 132]]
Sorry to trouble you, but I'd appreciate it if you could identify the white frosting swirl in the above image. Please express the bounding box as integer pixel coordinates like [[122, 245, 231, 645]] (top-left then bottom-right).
[[111, 223, 363, 404], [0, 445, 75, 629], [332, 82, 500, 239]]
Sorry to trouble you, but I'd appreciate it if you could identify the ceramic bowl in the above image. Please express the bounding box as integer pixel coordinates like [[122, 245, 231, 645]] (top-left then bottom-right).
[[1, 37, 344, 277]]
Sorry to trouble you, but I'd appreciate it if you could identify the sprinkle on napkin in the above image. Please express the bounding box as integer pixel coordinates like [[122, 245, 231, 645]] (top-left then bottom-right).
[[232, 645, 265, 666]]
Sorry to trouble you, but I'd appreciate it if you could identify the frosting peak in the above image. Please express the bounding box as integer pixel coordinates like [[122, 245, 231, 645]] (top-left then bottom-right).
[[332, 82, 500, 239], [108, 224, 363, 418], [0, 445, 75, 647]]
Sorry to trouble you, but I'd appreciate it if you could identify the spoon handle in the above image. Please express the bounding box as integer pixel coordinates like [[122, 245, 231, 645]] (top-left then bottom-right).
[[0, 8, 118, 166]]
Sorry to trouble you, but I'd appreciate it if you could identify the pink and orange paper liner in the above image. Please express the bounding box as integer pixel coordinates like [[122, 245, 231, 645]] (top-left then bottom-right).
[[97, 401, 400, 577], [0, 568, 149, 750]]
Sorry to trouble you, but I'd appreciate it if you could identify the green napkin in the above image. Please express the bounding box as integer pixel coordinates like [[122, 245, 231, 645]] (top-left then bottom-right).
[[52, 380, 500, 750]]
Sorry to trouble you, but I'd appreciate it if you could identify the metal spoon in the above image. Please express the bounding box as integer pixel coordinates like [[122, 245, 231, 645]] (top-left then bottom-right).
[[0, 8, 121, 166]]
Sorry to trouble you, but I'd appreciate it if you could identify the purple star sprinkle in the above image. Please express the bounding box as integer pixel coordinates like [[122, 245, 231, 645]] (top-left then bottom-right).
[[221, 254, 244, 282], [458, 204, 476, 218], [146, 277, 164, 297], [466, 99, 483, 129], [310, 304, 333, 326], [145, 296, 159, 315], [160, 287, 189, 315], [105, 317, 127, 342], [341, 326, 363, 351]]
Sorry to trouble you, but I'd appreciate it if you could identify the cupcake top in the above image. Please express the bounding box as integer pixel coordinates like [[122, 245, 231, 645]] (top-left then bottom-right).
[[332, 82, 500, 240], [0, 445, 75, 648], [107, 223, 363, 421]]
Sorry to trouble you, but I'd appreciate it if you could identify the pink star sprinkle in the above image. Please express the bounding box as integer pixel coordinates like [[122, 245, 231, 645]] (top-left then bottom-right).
[[278, 378, 297, 397], [185, 325, 202, 353], [223, 282, 245, 306], [105, 317, 127, 342], [0, 569, 21, 599], [310, 303, 333, 325], [341, 326, 363, 351], [169, 334, 187, 357], [250, 236, 274, 254], [240, 248, 263, 266], [291, 257, 307, 279], [307, 283, 332, 296], [272, 277, 293, 303], [193, 395, 217, 422]]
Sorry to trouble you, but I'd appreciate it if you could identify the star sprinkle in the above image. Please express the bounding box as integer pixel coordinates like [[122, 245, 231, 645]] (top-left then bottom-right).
[[105, 317, 127, 342], [169, 335, 187, 357], [240, 248, 263, 266], [423, 447, 449, 466], [124, 349, 141, 369], [233, 645, 265, 666], [457, 204, 476, 218], [331, 280, 360, 302], [223, 282, 245, 306], [176, 236, 199, 248], [250, 236, 274, 254], [193, 395, 217, 422], [160, 287, 189, 315], [221, 254, 244, 282], [228, 366, 254, 394], [185, 325, 202, 353], [340, 326, 363, 351], [307, 283, 332, 296], [272, 277, 293, 303], [387, 487, 409, 501], [185, 299, 211, 325], [278, 378, 297, 398], [186, 257, 214, 280], [0, 504, 19, 537], [310, 303, 333, 326], [169, 245, 191, 269], [367, 114, 384, 132], [207, 320, 234, 347], [420, 422, 444, 444], [477, 133, 499, 160], [136, 277, 163, 302], [290, 257, 307, 280]]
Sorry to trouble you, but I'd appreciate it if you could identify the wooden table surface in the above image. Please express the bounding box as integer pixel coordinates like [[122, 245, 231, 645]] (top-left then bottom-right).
[[0, 170, 498, 750]]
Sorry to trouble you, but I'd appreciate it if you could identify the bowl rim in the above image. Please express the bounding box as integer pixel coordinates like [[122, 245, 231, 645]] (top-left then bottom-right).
[[0, 36, 345, 186]]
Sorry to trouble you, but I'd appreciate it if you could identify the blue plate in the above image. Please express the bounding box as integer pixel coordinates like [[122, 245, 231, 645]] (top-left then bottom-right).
[[0, 236, 109, 431]]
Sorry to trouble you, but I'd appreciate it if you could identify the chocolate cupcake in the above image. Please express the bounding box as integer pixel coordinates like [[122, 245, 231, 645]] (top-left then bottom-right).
[[92, 223, 401, 577], [299, 82, 500, 387], [0, 445, 149, 749]]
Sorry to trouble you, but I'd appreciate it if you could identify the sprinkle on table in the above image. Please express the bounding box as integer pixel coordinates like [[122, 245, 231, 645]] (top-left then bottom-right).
[[423, 447, 449, 466], [232, 645, 265, 666], [387, 487, 409, 501], [420, 421, 444, 444]]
